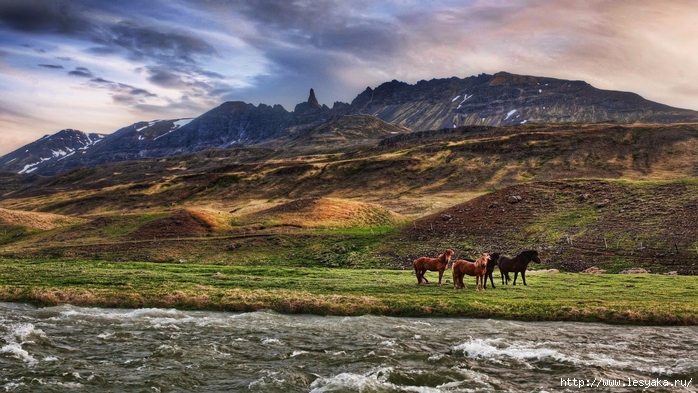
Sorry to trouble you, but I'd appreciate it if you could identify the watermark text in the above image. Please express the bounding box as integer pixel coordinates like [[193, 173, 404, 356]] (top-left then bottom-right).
[[560, 377, 692, 389]]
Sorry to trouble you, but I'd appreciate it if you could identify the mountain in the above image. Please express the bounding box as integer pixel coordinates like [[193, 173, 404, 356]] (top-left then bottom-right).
[[352, 72, 698, 130], [0, 129, 105, 175], [3, 71, 698, 176]]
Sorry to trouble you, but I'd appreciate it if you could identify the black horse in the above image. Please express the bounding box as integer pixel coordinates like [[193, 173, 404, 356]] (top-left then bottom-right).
[[483, 252, 500, 289], [499, 250, 541, 286]]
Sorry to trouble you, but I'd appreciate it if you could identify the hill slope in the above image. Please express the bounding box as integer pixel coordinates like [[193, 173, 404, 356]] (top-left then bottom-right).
[[398, 180, 698, 274], [1, 122, 697, 273]]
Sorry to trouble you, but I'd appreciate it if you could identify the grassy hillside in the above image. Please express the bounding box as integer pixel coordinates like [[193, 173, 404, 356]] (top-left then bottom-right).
[[0, 123, 697, 273]]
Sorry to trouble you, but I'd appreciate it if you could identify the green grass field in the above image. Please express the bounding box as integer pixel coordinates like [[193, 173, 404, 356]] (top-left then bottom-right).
[[1, 258, 696, 325]]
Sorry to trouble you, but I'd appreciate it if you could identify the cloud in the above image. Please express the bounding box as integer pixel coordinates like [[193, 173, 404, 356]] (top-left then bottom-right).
[[68, 67, 94, 78], [87, 76, 157, 99], [235, 0, 405, 58], [91, 20, 217, 63], [146, 66, 184, 88], [38, 64, 64, 69], [0, 0, 93, 35]]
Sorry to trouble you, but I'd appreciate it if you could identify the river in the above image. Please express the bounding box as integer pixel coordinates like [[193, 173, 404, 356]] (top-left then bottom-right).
[[1, 302, 696, 392]]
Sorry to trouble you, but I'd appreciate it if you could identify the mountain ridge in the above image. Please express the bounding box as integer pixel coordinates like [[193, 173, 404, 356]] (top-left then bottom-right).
[[3, 71, 698, 176]]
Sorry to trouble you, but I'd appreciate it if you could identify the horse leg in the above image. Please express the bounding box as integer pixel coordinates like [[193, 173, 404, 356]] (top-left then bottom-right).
[[513, 272, 519, 285], [417, 268, 429, 284], [416, 268, 423, 284], [457, 273, 465, 289], [437, 269, 444, 286], [522, 271, 527, 286], [488, 272, 496, 289]]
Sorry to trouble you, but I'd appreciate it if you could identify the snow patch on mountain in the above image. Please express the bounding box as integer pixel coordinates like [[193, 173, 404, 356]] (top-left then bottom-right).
[[13, 131, 105, 174], [456, 94, 473, 109], [137, 120, 162, 132], [153, 118, 193, 141]]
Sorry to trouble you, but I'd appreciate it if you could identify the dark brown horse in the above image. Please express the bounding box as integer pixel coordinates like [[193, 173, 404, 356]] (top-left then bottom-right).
[[499, 250, 541, 286], [483, 252, 500, 289], [413, 249, 455, 286], [452, 253, 490, 290]]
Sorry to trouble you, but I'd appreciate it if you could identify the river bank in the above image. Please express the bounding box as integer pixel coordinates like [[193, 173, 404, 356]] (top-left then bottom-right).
[[1, 259, 697, 325]]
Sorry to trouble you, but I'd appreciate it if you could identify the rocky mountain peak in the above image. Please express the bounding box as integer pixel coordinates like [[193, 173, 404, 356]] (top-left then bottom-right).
[[308, 88, 321, 109]]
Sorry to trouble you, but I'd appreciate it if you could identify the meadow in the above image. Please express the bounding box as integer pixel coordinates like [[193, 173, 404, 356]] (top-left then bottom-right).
[[1, 258, 696, 325]]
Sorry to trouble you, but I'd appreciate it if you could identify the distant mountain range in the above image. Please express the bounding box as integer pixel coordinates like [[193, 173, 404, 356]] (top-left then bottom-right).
[[0, 129, 106, 175], [2, 71, 698, 176]]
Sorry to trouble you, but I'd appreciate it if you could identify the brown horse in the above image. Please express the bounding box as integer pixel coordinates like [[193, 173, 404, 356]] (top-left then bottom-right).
[[499, 250, 541, 286], [413, 249, 455, 286], [452, 253, 490, 290]]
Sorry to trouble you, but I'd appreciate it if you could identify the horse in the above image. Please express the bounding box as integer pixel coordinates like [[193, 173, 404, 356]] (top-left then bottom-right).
[[499, 250, 541, 286], [413, 249, 455, 286], [483, 252, 500, 289], [452, 253, 490, 290]]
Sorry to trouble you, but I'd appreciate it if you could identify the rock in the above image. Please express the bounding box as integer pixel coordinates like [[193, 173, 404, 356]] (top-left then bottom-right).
[[619, 267, 650, 274], [488, 202, 499, 208], [664, 271, 678, 275], [595, 198, 610, 208], [308, 88, 321, 109], [581, 266, 607, 274], [578, 193, 589, 202], [530, 269, 560, 274], [507, 195, 522, 204], [440, 213, 452, 221]]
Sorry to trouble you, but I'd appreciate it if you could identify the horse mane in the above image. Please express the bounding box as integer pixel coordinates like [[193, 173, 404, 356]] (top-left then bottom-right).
[[440, 249, 455, 262], [475, 253, 489, 269]]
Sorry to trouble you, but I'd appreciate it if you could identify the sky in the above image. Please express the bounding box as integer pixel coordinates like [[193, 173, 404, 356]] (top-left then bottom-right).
[[1, 0, 697, 155]]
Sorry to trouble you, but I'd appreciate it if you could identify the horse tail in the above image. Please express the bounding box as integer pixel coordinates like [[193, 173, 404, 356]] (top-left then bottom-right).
[[413, 258, 421, 279]]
